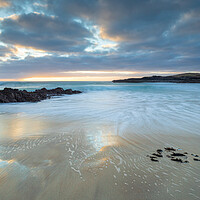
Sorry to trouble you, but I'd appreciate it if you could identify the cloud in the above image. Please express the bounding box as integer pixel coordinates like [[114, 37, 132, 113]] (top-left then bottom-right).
[[0, 0, 200, 80], [0, 0, 10, 8], [1, 50, 200, 80], [0, 12, 92, 52]]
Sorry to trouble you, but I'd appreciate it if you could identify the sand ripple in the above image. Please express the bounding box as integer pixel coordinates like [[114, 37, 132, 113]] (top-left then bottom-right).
[[0, 132, 199, 200]]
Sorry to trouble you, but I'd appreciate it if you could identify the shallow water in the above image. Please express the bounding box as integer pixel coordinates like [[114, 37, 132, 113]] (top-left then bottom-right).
[[0, 82, 200, 200]]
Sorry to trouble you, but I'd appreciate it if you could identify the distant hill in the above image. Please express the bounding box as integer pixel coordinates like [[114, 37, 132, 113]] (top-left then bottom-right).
[[112, 73, 200, 83]]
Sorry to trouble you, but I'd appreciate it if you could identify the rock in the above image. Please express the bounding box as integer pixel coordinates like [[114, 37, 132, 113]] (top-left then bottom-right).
[[165, 147, 176, 151], [171, 153, 186, 157], [171, 158, 183, 163], [193, 158, 200, 161], [156, 149, 163, 154], [65, 89, 82, 94], [0, 87, 82, 103], [150, 156, 157, 159], [191, 154, 199, 157], [152, 153, 163, 157], [151, 158, 159, 162]]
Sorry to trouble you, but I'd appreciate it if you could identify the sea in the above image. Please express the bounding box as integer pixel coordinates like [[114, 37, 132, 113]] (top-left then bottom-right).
[[0, 81, 200, 139]]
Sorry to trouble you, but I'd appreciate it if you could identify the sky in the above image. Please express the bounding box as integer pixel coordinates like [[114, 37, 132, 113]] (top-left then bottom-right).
[[0, 0, 200, 81]]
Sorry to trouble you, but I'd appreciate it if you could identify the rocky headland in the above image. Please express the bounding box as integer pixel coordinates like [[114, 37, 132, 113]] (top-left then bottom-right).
[[112, 73, 200, 83], [0, 87, 82, 103]]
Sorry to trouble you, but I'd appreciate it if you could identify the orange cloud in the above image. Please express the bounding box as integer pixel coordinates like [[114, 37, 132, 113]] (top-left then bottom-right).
[[100, 27, 123, 42], [0, 14, 19, 21], [9, 45, 50, 59], [0, 0, 10, 8], [13, 44, 47, 52]]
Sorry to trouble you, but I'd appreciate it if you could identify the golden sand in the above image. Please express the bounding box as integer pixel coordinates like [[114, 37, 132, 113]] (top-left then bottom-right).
[[0, 131, 199, 200]]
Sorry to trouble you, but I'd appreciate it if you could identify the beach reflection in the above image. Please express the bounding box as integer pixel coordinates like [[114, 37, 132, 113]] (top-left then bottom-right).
[[87, 128, 119, 152], [0, 114, 48, 139]]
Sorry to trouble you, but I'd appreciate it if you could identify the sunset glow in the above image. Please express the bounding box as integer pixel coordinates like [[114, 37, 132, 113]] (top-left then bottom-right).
[[21, 76, 122, 82], [19, 71, 192, 82]]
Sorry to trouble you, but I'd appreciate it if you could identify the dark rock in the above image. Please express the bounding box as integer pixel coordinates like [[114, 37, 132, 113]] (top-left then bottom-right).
[[184, 152, 188, 154], [191, 154, 199, 157], [171, 158, 183, 163], [65, 89, 82, 94], [164, 147, 176, 151], [0, 87, 82, 103], [151, 158, 159, 162], [157, 149, 163, 154], [150, 156, 157, 159], [147, 155, 158, 159], [171, 153, 186, 157], [184, 160, 189, 163], [152, 153, 163, 157], [193, 158, 200, 161]]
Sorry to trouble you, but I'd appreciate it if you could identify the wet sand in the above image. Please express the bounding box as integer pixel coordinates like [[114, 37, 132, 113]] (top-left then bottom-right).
[[0, 131, 200, 200]]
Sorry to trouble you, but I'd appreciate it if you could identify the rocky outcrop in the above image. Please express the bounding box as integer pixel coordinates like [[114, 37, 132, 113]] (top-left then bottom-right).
[[0, 87, 82, 103], [112, 73, 200, 83]]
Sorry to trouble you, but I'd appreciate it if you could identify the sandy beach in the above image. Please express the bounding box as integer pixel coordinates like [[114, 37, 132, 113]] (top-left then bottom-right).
[[0, 129, 200, 200]]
